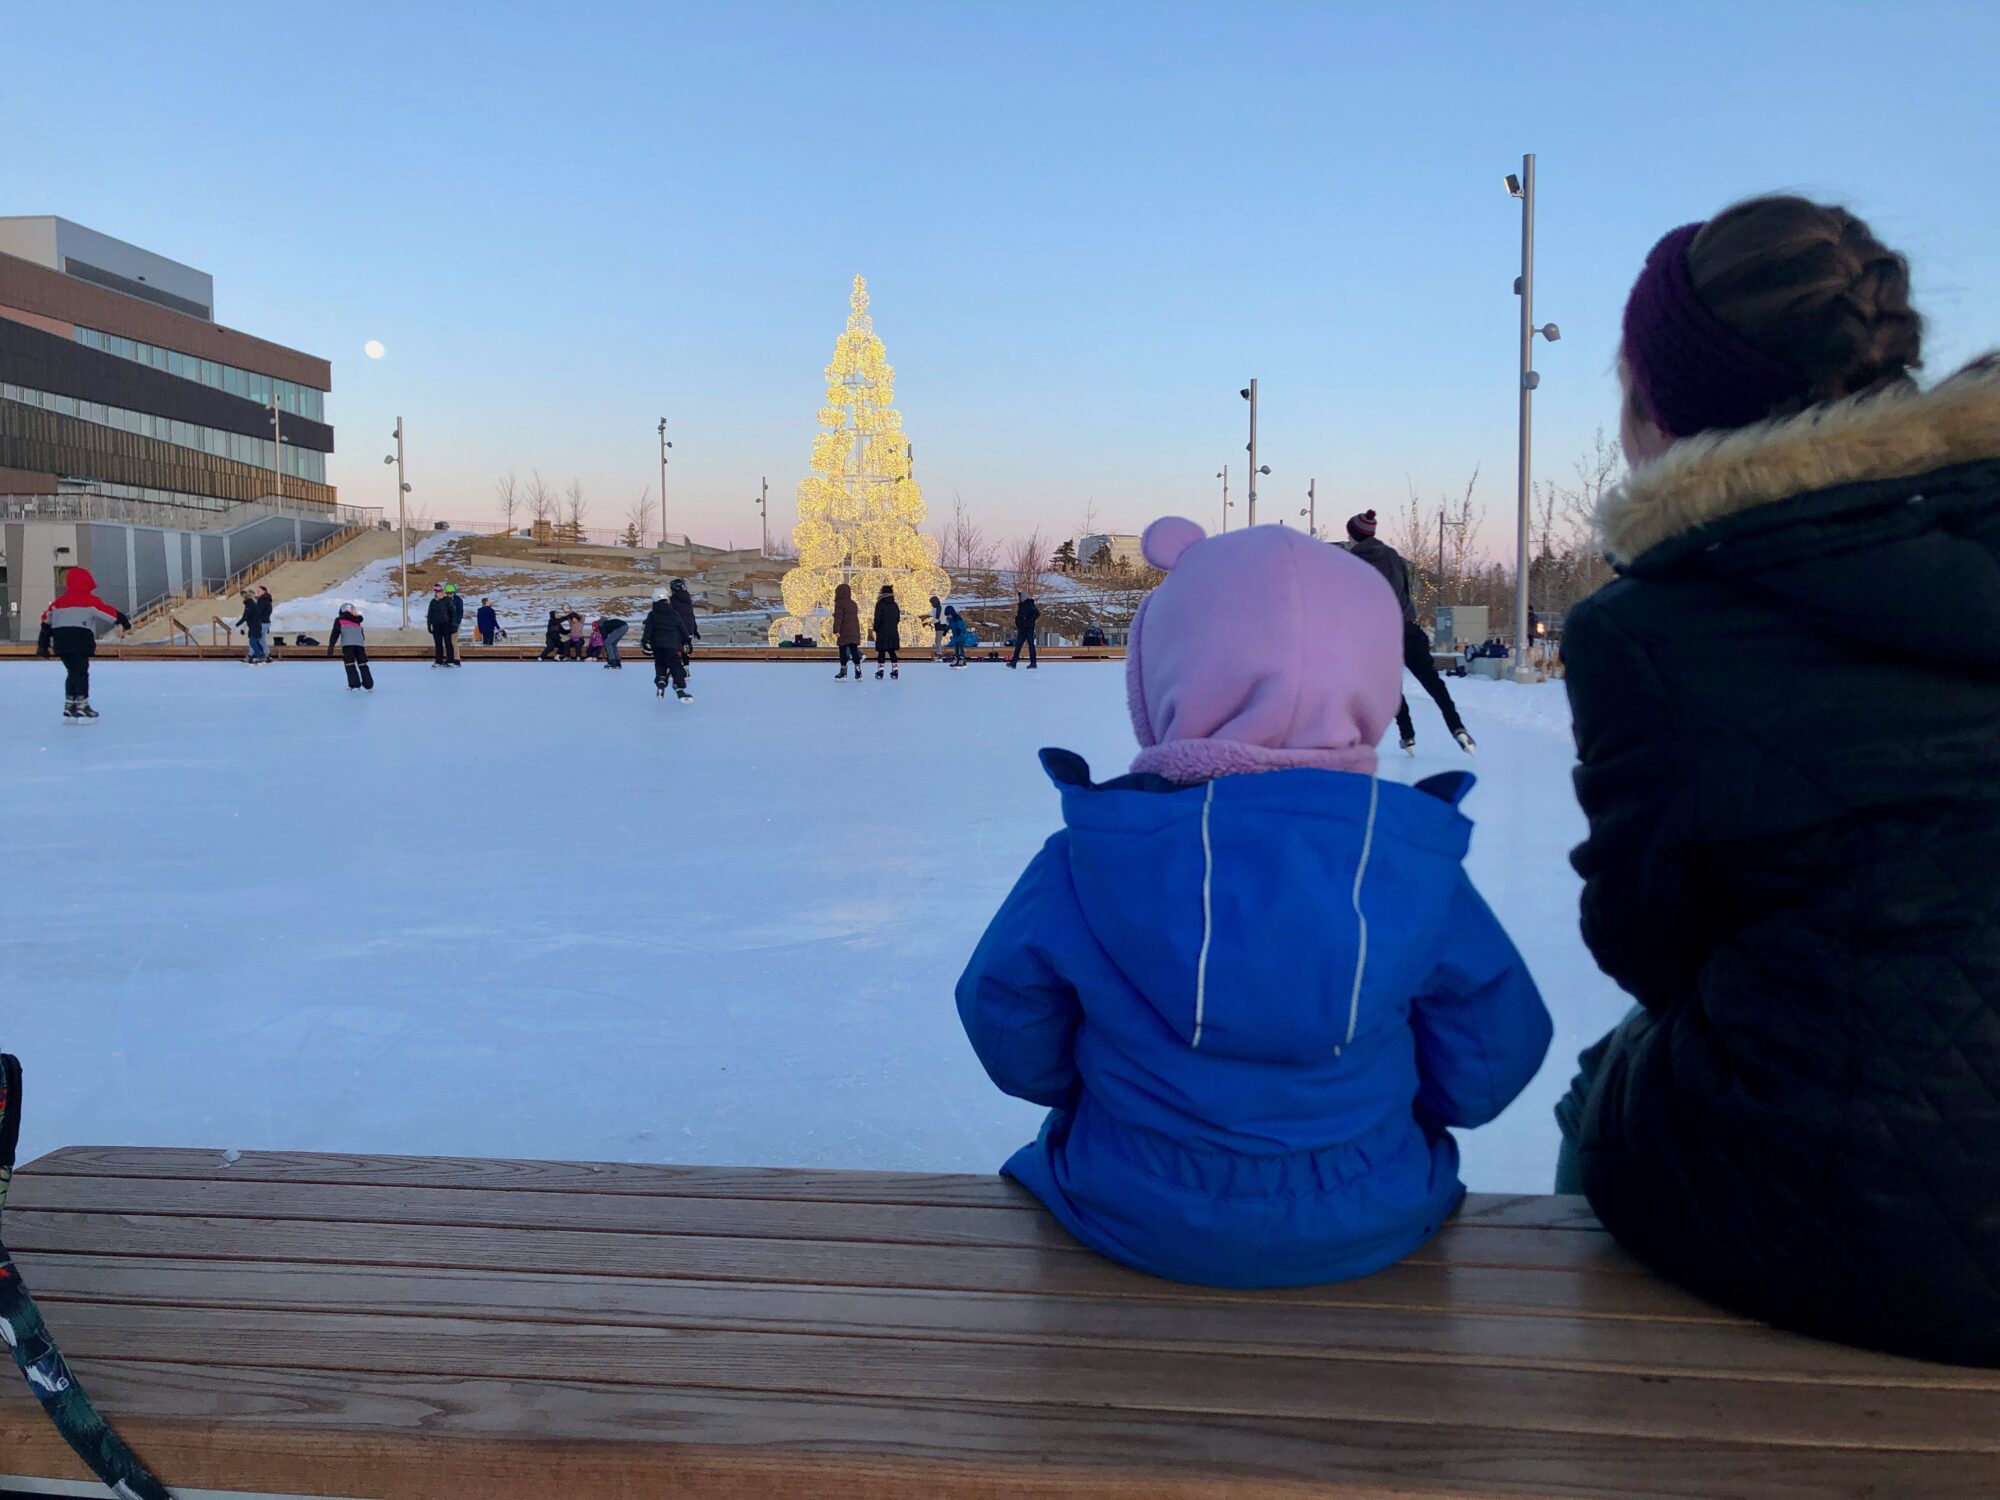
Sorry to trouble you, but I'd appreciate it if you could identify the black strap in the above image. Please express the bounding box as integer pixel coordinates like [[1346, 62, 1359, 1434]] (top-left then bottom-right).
[[0, 1054, 175, 1499]]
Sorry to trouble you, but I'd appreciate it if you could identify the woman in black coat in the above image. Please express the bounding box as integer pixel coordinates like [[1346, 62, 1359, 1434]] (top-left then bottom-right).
[[1560, 194, 2000, 1365], [872, 585, 901, 679]]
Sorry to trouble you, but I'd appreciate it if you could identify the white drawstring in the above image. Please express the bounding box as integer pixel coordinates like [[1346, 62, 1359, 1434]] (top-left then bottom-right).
[[1192, 781, 1216, 1050], [1338, 774, 1381, 1055]]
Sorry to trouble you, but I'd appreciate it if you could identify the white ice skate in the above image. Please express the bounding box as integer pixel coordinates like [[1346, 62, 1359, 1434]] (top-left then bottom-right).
[[1454, 729, 1477, 756]]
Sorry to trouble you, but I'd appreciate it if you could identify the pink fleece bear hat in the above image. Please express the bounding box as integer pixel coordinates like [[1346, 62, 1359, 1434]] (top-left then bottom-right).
[[1126, 517, 1404, 784]]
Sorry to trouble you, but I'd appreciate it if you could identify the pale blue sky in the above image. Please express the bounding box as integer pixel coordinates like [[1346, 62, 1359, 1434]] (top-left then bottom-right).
[[10, 2, 1998, 554]]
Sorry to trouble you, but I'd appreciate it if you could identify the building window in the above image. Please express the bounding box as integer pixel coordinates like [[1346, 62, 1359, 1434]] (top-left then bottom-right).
[[71, 326, 325, 421]]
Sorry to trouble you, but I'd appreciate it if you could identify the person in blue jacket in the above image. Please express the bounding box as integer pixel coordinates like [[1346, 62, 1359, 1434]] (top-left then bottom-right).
[[944, 604, 974, 668], [957, 516, 1551, 1288]]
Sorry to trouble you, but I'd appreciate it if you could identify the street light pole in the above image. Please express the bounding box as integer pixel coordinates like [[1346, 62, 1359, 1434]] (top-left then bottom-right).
[[1243, 380, 1260, 525], [269, 393, 283, 505], [1506, 154, 1560, 683], [1217, 465, 1229, 533], [668, 418, 684, 548], [393, 418, 409, 629], [756, 476, 769, 557], [1303, 478, 1316, 538]]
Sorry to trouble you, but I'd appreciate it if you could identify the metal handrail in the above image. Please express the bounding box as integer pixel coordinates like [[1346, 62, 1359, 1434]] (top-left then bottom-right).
[[0, 492, 381, 532]]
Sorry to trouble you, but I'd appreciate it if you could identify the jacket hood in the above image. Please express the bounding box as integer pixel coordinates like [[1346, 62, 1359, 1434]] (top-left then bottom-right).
[[1600, 363, 2000, 565], [55, 568, 99, 600], [1126, 517, 1402, 784], [1596, 363, 2000, 663], [1042, 749, 1474, 1063]]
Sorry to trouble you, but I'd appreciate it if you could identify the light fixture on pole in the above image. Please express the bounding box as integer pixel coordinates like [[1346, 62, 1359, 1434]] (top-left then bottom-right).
[[1216, 466, 1231, 532], [657, 418, 672, 546], [1239, 381, 1263, 525], [1506, 155, 1561, 683], [1301, 478, 1316, 538], [754, 476, 769, 557], [384, 420, 412, 628]]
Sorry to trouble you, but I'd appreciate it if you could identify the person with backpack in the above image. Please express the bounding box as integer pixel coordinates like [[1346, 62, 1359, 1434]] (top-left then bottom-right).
[[832, 581, 863, 681], [1343, 511, 1474, 755], [326, 602, 373, 691], [1009, 591, 1041, 669], [957, 516, 1548, 1288], [37, 568, 130, 721], [1558, 194, 2000, 1366], [641, 587, 694, 701], [873, 584, 902, 680]]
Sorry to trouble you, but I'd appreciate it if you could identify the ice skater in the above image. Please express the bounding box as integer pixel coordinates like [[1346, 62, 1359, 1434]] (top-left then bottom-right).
[[641, 587, 694, 701], [873, 583, 902, 679], [1008, 591, 1040, 669], [476, 597, 501, 646], [956, 516, 1549, 1289], [944, 604, 973, 667], [427, 583, 463, 666], [832, 581, 863, 680], [326, 602, 374, 691], [233, 588, 266, 663], [595, 613, 629, 668], [669, 579, 701, 669], [929, 594, 947, 661], [1344, 510, 1475, 755], [37, 567, 130, 720]]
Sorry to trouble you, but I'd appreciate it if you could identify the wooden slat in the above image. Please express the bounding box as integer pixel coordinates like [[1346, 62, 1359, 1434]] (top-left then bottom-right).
[[10, 1361, 1993, 1500], [16, 1148, 1607, 1232], [4, 1171, 1632, 1274], [19, 1252, 1997, 1390], [4, 1210, 1731, 1320], [3, 1173, 1080, 1252], [18, 1302, 2000, 1452]]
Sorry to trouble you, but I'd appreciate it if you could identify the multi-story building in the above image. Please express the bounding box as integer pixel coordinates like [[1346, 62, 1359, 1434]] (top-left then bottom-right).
[[0, 217, 351, 637]]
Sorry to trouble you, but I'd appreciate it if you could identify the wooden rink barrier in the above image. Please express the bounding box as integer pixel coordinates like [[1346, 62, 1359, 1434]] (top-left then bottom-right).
[[4, 1147, 1997, 1498]]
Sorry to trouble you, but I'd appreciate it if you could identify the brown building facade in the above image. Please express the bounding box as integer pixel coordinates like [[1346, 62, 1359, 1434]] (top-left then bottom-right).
[[0, 221, 335, 513]]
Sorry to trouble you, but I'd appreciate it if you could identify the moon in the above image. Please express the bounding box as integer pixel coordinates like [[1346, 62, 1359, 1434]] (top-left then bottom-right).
[[363, 340, 386, 360]]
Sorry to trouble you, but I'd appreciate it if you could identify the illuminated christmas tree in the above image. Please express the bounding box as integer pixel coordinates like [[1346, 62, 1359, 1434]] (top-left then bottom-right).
[[769, 276, 950, 646]]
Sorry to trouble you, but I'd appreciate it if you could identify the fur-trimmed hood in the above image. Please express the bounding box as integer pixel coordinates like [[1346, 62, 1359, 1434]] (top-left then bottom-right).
[[1598, 363, 2000, 568]]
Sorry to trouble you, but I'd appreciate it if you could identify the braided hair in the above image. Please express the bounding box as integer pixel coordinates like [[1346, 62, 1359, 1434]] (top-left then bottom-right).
[[1685, 196, 1924, 415]]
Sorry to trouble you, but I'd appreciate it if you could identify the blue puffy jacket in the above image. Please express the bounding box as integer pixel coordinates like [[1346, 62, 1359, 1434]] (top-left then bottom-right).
[[957, 749, 1551, 1287]]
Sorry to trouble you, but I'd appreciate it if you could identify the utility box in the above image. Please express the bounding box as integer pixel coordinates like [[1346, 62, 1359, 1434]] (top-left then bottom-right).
[[1433, 605, 1488, 647]]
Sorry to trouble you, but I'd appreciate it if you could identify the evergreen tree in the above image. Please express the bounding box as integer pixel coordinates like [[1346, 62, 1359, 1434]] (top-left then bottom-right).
[[770, 277, 951, 645]]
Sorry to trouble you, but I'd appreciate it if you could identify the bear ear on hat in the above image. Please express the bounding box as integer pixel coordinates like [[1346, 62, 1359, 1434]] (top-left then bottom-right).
[[1142, 516, 1206, 571]]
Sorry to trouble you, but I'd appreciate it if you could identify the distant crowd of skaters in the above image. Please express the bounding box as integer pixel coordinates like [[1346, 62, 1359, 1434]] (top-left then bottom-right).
[[825, 584, 1046, 681]]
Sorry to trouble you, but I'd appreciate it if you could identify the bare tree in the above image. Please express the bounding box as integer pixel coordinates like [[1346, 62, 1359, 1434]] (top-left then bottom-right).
[[526, 470, 556, 530], [623, 486, 655, 549], [940, 492, 994, 573], [1005, 527, 1046, 587], [494, 471, 520, 535], [564, 480, 589, 535]]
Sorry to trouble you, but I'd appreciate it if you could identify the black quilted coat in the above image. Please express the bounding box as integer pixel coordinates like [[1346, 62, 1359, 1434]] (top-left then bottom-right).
[[1563, 367, 2000, 1366]]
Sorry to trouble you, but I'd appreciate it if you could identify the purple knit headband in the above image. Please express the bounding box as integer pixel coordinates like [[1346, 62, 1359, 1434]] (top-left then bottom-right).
[[1622, 222, 1809, 438]]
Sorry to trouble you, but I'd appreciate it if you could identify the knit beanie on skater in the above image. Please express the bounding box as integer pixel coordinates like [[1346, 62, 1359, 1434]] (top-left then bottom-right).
[[1126, 517, 1401, 784], [1346, 509, 1378, 541]]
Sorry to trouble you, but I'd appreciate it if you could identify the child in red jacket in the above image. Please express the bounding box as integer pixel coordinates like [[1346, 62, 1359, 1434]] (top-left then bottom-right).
[[37, 567, 129, 720]]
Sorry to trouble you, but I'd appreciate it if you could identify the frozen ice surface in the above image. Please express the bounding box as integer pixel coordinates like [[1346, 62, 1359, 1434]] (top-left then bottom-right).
[[0, 660, 1628, 1191]]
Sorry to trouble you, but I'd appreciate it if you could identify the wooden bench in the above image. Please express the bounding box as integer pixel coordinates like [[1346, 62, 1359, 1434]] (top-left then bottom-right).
[[3, 1146, 1996, 1498]]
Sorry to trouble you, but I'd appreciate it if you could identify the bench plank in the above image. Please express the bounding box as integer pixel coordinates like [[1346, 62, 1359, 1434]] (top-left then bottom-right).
[[24, 1302, 2000, 1452], [21, 1252, 1998, 1389], [5, 1209, 1733, 1319], [18, 1148, 1607, 1230], [12, 1362, 1999, 1500]]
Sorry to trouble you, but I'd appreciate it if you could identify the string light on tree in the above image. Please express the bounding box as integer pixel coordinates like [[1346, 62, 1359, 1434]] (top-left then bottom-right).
[[769, 276, 950, 645]]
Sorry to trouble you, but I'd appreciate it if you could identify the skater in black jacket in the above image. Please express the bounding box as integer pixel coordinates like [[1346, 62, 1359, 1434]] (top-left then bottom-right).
[[641, 589, 693, 700], [539, 609, 572, 661], [425, 583, 462, 666], [668, 580, 700, 666], [1008, 592, 1040, 669], [595, 615, 629, 668], [1344, 511, 1473, 754], [326, 603, 374, 691], [872, 584, 902, 679]]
